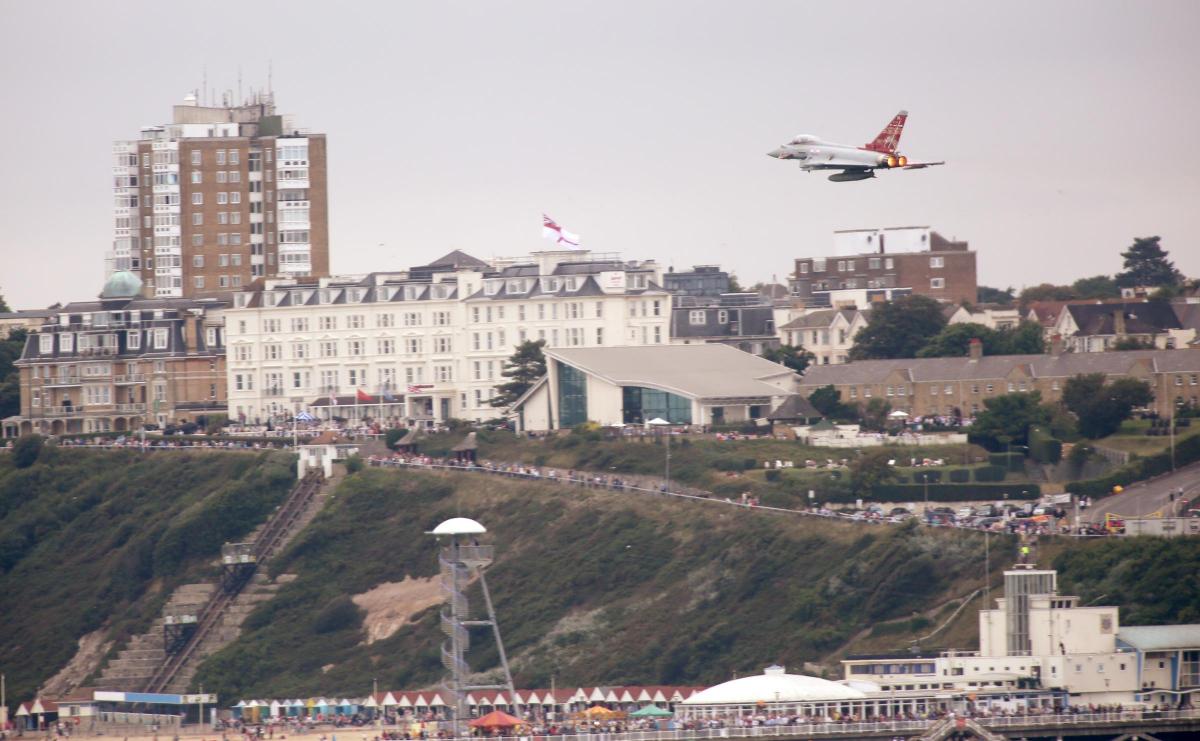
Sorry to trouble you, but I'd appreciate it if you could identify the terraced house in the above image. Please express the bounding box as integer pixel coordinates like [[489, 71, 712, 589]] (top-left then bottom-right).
[[3, 272, 228, 438], [223, 249, 671, 425], [799, 343, 1200, 418]]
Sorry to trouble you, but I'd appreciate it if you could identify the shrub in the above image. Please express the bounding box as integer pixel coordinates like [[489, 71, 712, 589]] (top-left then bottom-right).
[[1029, 427, 1063, 465], [765, 469, 781, 482], [384, 428, 408, 449], [312, 595, 363, 634], [949, 469, 971, 483], [988, 452, 1025, 471], [12, 435, 44, 469], [345, 454, 365, 474], [820, 483, 1039, 503], [974, 465, 1007, 482]]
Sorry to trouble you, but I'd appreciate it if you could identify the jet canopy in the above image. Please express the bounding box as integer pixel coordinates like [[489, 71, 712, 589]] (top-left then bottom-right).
[[789, 134, 819, 145]]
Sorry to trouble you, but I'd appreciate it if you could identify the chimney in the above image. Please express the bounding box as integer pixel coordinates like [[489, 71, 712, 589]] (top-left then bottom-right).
[[968, 337, 983, 361], [1049, 334, 1064, 357], [1113, 309, 1126, 337]]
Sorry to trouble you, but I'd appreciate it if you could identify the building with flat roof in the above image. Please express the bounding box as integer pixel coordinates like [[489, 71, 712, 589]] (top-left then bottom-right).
[[109, 92, 330, 298], [799, 346, 1200, 418], [3, 272, 227, 437], [843, 565, 1200, 709], [790, 227, 976, 306], [510, 343, 799, 431], [662, 265, 730, 297], [670, 293, 780, 354]]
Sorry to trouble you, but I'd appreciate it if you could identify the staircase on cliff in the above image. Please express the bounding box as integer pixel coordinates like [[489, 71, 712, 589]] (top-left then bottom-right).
[[93, 467, 337, 694]]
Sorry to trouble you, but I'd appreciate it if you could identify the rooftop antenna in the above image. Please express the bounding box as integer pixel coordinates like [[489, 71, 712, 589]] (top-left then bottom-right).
[[238, 66, 243, 105], [202, 65, 207, 106], [268, 60, 274, 97]]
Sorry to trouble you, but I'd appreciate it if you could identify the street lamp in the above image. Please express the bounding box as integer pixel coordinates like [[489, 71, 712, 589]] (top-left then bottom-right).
[[647, 417, 671, 493]]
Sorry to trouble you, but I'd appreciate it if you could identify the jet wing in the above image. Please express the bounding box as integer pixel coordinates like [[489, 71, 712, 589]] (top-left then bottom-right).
[[799, 163, 871, 171], [899, 161, 945, 169]]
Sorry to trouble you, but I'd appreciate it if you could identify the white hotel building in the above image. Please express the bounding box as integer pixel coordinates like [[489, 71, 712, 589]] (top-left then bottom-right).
[[224, 250, 670, 425]]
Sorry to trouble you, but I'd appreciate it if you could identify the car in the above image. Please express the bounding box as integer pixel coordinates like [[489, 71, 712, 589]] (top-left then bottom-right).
[[957, 506, 975, 520], [889, 507, 913, 517]]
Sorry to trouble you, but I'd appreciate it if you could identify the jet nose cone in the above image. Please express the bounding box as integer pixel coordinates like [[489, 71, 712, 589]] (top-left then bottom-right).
[[767, 148, 784, 159]]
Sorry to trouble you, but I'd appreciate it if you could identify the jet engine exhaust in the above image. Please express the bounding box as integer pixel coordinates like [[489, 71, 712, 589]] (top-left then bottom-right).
[[828, 171, 875, 182]]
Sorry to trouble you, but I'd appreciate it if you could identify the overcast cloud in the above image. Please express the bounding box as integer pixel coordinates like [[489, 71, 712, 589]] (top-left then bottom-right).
[[1, 0, 1197, 309]]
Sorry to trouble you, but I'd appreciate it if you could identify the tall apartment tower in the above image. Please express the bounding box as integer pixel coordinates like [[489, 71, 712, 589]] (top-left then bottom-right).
[[110, 92, 330, 298]]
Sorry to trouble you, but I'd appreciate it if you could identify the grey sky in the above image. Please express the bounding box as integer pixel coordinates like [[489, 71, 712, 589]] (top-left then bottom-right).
[[1, 0, 1198, 309]]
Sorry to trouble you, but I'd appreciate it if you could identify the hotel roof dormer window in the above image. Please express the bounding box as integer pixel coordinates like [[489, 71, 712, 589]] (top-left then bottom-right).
[[403, 285, 422, 301], [543, 277, 561, 292], [432, 284, 451, 300], [506, 279, 527, 294], [39, 334, 53, 353], [564, 277, 578, 291], [485, 280, 502, 296]]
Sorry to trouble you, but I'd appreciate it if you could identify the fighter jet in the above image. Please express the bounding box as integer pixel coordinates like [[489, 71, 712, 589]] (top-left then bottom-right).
[[768, 111, 944, 182]]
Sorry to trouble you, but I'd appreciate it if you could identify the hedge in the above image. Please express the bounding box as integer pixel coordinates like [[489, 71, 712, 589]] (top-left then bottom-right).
[[1029, 427, 1063, 465], [820, 483, 1040, 504], [1066, 433, 1200, 497], [989, 452, 1025, 471], [949, 468, 971, 483], [973, 465, 1007, 482]]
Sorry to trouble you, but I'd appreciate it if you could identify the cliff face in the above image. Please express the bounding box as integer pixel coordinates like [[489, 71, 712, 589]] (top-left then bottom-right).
[[0, 448, 295, 702]]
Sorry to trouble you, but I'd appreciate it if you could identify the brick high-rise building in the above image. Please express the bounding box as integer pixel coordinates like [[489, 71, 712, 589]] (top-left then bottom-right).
[[789, 226, 977, 306], [109, 92, 330, 298]]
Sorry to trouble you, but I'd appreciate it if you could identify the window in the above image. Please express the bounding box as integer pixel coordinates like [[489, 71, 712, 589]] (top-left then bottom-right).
[[216, 171, 227, 183], [869, 257, 881, 269], [320, 340, 338, 358], [378, 338, 395, 355], [348, 339, 364, 356], [127, 330, 141, 349], [319, 316, 336, 330], [292, 341, 308, 359], [930, 256, 945, 268], [347, 314, 365, 329], [191, 150, 201, 166], [152, 328, 168, 349], [191, 193, 203, 205], [217, 192, 228, 205], [931, 277, 945, 289], [689, 310, 707, 325], [799, 262, 809, 274], [406, 338, 422, 354], [377, 313, 395, 328], [216, 150, 227, 166], [435, 336, 452, 353]]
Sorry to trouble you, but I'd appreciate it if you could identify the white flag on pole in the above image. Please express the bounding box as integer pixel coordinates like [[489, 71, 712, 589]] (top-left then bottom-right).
[[542, 214, 580, 248]]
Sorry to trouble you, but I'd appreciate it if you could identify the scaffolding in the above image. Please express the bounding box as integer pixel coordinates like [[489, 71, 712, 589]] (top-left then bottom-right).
[[429, 519, 515, 737]]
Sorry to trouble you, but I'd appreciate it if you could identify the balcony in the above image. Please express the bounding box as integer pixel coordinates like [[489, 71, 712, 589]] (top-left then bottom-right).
[[44, 376, 82, 387], [77, 347, 118, 357], [116, 403, 147, 413], [40, 406, 82, 417], [113, 374, 147, 384]]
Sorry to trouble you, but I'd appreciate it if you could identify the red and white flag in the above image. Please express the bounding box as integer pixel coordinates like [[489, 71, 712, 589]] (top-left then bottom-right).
[[542, 214, 580, 248]]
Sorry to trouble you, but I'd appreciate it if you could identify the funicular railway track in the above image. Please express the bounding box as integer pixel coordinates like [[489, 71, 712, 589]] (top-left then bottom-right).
[[142, 470, 325, 693]]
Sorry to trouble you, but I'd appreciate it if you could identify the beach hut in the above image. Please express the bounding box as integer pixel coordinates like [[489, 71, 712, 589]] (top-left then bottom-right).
[[269, 700, 284, 718], [338, 698, 357, 716], [14, 702, 30, 730]]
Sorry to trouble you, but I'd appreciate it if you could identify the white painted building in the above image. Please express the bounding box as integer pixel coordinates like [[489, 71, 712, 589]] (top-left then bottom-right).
[[777, 308, 869, 365], [843, 566, 1200, 709], [223, 250, 670, 425], [947, 305, 1023, 330]]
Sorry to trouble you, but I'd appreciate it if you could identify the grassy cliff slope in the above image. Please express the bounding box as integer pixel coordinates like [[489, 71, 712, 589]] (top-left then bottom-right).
[[0, 446, 295, 702], [194, 466, 1006, 699]]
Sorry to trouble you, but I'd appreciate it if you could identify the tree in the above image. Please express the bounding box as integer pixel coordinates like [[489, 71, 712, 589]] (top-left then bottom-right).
[[860, 398, 892, 432], [1112, 336, 1154, 351], [1071, 275, 1120, 300], [849, 448, 898, 495], [761, 344, 812, 374], [849, 295, 946, 360], [918, 323, 997, 357], [992, 321, 1046, 355], [1116, 236, 1183, 288], [488, 339, 547, 407], [976, 286, 1015, 306], [12, 434, 43, 469], [807, 385, 841, 416], [1018, 283, 1076, 305], [970, 392, 1052, 448], [0, 293, 10, 312], [727, 273, 744, 293], [0, 328, 27, 419], [1062, 373, 1154, 438]]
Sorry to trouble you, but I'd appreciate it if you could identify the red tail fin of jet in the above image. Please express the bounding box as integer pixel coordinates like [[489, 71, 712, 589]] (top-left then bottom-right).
[[864, 110, 908, 153]]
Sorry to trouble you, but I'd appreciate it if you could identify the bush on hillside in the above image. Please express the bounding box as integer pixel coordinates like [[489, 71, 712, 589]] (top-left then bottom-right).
[[384, 428, 409, 449], [973, 465, 1007, 482], [949, 469, 971, 483], [12, 435, 44, 468], [1029, 427, 1063, 465], [313, 595, 364, 634]]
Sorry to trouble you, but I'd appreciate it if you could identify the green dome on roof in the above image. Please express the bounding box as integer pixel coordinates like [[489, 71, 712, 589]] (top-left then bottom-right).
[[100, 271, 143, 299]]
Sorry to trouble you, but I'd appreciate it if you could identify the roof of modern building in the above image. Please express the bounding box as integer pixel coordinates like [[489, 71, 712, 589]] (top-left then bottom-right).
[[421, 249, 491, 270], [548, 344, 797, 400], [799, 348, 1200, 386], [681, 666, 865, 706], [1116, 625, 1200, 651]]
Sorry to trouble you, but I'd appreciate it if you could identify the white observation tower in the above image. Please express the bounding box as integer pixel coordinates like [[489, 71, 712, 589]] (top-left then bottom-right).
[[427, 517, 515, 735]]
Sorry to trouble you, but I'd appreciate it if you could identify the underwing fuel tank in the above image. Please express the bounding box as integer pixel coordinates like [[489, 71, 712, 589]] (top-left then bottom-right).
[[828, 170, 875, 182]]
